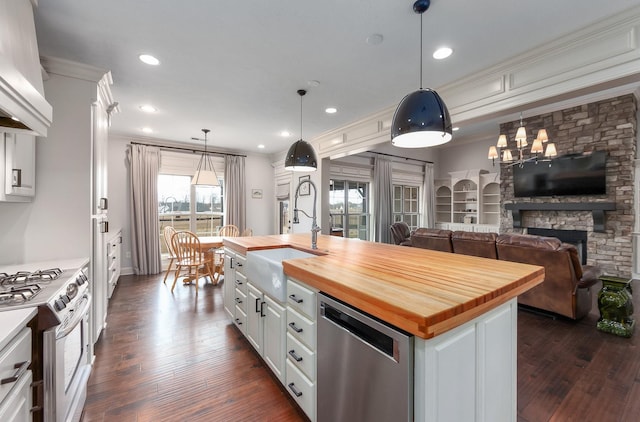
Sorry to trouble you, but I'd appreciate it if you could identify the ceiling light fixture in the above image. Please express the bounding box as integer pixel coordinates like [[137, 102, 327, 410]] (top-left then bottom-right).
[[433, 47, 453, 60], [192, 129, 220, 186], [325, 107, 337, 114], [280, 130, 291, 137], [138, 54, 160, 65], [284, 89, 318, 172], [391, 0, 452, 148], [141, 127, 153, 133], [139, 105, 157, 113], [488, 114, 557, 167]]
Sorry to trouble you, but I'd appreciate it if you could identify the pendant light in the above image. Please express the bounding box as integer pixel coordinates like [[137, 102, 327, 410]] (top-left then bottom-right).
[[284, 89, 318, 172], [391, 0, 452, 148], [192, 129, 220, 186]]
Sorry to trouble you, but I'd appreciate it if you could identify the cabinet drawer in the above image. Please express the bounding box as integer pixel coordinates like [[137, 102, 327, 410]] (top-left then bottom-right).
[[287, 307, 316, 350], [287, 279, 316, 318], [234, 288, 247, 314], [234, 306, 246, 334], [285, 360, 315, 421], [0, 327, 31, 404], [234, 254, 247, 276], [0, 367, 32, 422], [286, 332, 315, 382], [234, 272, 248, 295]]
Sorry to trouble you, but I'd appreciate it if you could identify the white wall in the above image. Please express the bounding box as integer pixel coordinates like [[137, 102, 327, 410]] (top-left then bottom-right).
[[244, 153, 275, 235], [436, 138, 498, 179]]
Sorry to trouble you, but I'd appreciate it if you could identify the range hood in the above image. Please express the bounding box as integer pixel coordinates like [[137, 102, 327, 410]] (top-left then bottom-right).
[[0, 57, 53, 136]]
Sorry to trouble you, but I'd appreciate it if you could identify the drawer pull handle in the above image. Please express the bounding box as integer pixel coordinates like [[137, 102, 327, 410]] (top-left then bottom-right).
[[260, 301, 266, 317], [255, 297, 261, 313], [235, 297, 243, 304], [236, 262, 243, 267], [235, 318, 243, 326], [1, 360, 29, 385], [287, 382, 303, 397], [288, 322, 303, 333], [289, 294, 303, 304], [288, 350, 303, 362], [235, 279, 243, 285]]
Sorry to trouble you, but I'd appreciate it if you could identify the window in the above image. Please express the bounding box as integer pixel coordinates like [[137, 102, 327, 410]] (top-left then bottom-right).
[[158, 174, 224, 255], [329, 180, 369, 240], [393, 185, 420, 231]]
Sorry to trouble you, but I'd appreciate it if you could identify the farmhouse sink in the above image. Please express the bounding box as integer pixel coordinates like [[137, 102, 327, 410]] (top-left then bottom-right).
[[245, 248, 316, 302]]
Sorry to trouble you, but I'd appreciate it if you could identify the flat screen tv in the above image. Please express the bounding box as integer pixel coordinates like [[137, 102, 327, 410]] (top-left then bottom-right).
[[513, 151, 606, 197]]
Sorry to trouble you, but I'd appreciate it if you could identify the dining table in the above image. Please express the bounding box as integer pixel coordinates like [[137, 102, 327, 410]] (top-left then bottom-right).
[[197, 235, 225, 252]]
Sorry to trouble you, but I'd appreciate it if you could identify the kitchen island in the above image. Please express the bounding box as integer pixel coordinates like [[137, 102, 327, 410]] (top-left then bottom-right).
[[223, 233, 544, 422]]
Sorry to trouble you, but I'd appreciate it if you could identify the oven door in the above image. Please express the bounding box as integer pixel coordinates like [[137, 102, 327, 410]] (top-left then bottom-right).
[[44, 293, 92, 422]]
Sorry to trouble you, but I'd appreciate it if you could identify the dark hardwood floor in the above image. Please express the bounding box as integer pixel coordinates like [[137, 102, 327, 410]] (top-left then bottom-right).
[[82, 273, 640, 422]]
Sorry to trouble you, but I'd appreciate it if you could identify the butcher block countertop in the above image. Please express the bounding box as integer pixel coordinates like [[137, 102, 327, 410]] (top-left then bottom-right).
[[224, 233, 544, 339]]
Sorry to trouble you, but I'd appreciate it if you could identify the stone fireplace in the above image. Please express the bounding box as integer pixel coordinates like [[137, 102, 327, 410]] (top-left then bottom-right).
[[499, 94, 637, 278]]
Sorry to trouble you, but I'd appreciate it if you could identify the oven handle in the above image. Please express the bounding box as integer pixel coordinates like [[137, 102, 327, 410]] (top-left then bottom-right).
[[56, 293, 92, 340]]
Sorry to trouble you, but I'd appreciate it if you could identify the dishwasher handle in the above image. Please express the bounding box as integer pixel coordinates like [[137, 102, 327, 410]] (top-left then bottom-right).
[[320, 300, 396, 360]]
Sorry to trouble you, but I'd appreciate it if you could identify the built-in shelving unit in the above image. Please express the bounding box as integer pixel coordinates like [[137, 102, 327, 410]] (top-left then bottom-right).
[[435, 181, 452, 224], [435, 170, 500, 232]]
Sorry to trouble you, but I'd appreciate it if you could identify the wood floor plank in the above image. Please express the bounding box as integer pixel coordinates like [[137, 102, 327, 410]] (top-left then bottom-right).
[[82, 273, 640, 422]]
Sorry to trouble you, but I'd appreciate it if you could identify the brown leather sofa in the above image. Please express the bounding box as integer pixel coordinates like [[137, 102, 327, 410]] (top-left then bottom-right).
[[409, 229, 602, 319], [410, 228, 453, 252]]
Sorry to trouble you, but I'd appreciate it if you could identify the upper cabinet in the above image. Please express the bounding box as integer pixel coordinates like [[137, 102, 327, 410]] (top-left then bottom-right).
[[0, 131, 35, 202], [0, 0, 52, 136]]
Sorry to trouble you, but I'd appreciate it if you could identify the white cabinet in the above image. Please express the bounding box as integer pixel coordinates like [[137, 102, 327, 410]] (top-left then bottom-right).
[[246, 282, 287, 383], [222, 250, 248, 333], [285, 278, 317, 421], [107, 230, 122, 298], [0, 132, 35, 202], [414, 299, 517, 422], [0, 325, 32, 422]]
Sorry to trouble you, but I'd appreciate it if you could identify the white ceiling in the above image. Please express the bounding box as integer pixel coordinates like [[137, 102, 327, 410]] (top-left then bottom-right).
[[33, 0, 639, 156]]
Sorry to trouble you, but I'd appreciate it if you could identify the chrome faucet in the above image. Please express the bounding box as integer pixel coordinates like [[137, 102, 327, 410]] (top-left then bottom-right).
[[293, 179, 320, 250]]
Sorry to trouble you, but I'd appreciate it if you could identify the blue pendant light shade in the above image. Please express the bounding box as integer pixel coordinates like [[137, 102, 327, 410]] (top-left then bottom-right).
[[284, 89, 318, 171], [391, 0, 453, 148], [285, 139, 318, 171], [391, 88, 452, 147]]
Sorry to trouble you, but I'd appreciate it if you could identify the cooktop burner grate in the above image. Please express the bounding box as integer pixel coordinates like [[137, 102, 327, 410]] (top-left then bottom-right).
[[0, 284, 43, 305], [0, 268, 62, 285]]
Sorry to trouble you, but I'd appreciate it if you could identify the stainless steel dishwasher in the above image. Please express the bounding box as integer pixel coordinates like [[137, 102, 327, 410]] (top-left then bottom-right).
[[317, 293, 414, 422]]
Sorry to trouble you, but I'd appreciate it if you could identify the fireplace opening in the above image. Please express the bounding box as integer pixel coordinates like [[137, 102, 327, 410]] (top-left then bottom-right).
[[526, 228, 588, 265]]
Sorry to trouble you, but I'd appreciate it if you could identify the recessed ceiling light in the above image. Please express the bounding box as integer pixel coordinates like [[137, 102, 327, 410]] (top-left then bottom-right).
[[139, 54, 160, 65], [325, 107, 337, 114], [280, 131, 291, 137], [142, 127, 153, 133], [139, 105, 157, 113], [258, 144, 265, 149], [433, 47, 453, 60], [307, 80, 320, 87], [452, 127, 460, 131], [366, 33, 384, 45], [11, 116, 20, 122]]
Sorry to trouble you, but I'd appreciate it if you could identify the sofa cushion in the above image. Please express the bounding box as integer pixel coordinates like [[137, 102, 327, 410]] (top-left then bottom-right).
[[410, 228, 453, 252], [451, 231, 498, 259]]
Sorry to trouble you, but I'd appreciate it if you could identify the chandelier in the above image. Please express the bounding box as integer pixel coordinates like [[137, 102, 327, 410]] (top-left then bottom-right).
[[488, 113, 557, 167]]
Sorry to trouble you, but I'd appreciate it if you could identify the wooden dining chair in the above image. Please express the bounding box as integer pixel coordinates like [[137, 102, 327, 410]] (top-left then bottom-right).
[[241, 228, 253, 237], [170, 230, 217, 296], [218, 224, 240, 237], [162, 226, 178, 284]]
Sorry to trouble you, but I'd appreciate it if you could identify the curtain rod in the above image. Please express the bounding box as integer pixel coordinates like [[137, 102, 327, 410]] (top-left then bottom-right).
[[129, 141, 247, 158], [368, 151, 433, 164]]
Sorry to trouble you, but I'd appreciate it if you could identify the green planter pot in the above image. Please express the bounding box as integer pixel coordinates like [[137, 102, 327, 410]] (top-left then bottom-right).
[[596, 276, 635, 338]]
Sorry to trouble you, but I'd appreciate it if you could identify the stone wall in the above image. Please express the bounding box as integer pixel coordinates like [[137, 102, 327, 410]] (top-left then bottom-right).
[[499, 94, 637, 277]]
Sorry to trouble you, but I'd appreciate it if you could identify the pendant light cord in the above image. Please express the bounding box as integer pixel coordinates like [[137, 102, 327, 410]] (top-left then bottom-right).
[[300, 94, 303, 139], [419, 12, 423, 90]]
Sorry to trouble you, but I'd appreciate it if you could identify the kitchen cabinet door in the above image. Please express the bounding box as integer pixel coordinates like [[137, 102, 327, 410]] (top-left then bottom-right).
[[0, 132, 35, 201]]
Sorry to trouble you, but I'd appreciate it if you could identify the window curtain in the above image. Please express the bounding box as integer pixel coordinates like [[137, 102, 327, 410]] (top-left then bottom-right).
[[373, 156, 393, 243], [126, 144, 162, 275], [224, 155, 246, 232], [422, 162, 435, 228]]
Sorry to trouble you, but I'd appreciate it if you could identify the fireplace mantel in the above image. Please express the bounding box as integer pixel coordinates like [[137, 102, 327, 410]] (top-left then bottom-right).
[[504, 202, 616, 232]]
